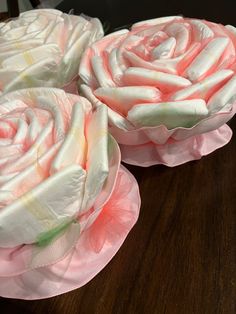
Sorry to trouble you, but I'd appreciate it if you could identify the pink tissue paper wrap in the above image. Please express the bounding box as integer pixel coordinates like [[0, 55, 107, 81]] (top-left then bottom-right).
[[0, 9, 103, 94], [79, 16, 236, 167], [0, 88, 140, 299]]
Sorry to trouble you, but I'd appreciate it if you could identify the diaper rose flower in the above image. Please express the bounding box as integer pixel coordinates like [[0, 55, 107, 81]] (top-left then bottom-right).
[[0, 9, 103, 94], [0, 88, 140, 299], [79, 16, 236, 166]]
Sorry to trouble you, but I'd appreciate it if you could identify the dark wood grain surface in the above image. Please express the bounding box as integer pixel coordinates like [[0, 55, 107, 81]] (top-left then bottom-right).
[[0, 120, 235, 313]]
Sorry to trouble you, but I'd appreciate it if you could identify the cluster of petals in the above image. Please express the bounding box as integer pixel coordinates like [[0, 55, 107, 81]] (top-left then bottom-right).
[[0, 9, 103, 94], [80, 16, 236, 166], [0, 88, 140, 299]]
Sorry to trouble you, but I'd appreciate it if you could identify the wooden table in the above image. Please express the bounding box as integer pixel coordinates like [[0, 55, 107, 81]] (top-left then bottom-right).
[[0, 120, 235, 313]]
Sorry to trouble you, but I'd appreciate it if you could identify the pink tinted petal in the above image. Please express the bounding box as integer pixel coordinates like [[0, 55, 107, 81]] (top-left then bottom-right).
[[150, 37, 176, 60], [94, 86, 162, 115], [170, 70, 233, 101], [164, 22, 190, 56], [191, 20, 214, 42], [0, 121, 16, 138], [123, 49, 177, 74], [123, 67, 191, 93], [0, 144, 23, 158]]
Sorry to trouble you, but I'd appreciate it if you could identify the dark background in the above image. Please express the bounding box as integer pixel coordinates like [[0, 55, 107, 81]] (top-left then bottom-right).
[[56, 0, 236, 30]]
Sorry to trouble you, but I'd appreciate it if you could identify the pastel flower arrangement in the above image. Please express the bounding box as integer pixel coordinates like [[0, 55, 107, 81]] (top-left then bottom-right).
[[0, 10, 235, 299]]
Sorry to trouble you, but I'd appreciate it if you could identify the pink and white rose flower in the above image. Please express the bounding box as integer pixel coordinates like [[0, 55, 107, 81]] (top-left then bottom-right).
[[0, 88, 140, 299], [79, 16, 236, 166]]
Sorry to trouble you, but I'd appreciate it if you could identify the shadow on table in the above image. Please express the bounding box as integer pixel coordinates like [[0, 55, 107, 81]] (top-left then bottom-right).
[[0, 297, 34, 314]]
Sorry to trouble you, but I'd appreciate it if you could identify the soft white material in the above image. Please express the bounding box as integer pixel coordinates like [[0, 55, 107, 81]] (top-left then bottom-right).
[[0, 9, 104, 93]]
